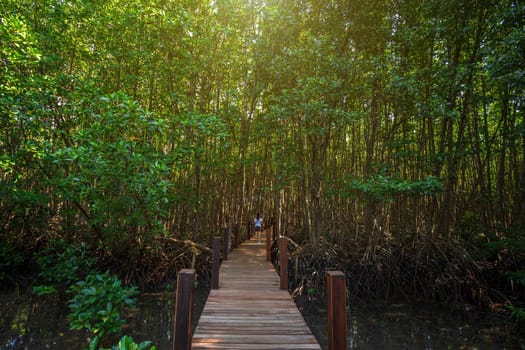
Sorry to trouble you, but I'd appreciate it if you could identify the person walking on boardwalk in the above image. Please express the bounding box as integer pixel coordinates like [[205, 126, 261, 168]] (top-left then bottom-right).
[[254, 213, 263, 242]]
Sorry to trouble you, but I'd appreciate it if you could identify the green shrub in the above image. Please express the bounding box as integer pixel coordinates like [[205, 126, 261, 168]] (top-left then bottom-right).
[[35, 239, 97, 286], [506, 271, 525, 286], [32, 285, 58, 296], [335, 173, 443, 203], [88, 335, 157, 350], [68, 271, 138, 336], [507, 305, 525, 322]]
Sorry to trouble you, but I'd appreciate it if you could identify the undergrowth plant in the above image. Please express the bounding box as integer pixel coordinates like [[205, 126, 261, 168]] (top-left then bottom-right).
[[507, 305, 525, 322], [32, 239, 155, 348], [88, 335, 157, 350], [506, 270, 525, 322], [486, 228, 525, 322], [33, 239, 96, 294], [68, 271, 139, 337]]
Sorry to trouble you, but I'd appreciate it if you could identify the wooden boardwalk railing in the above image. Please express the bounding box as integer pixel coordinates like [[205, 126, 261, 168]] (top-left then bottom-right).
[[191, 232, 322, 350]]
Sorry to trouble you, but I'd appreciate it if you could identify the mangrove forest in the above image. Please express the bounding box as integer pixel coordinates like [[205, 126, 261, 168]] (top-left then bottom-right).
[[1, 0, 524, 348]]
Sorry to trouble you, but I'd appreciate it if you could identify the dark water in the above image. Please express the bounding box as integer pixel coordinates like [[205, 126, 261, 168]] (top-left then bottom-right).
[[0, 285, 209, 350], [1, 287, 523, 350], [299, 298, 524, 350]]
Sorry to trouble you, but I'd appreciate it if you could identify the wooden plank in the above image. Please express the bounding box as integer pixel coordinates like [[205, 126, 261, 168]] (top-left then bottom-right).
[[192, 232, 321, 350]]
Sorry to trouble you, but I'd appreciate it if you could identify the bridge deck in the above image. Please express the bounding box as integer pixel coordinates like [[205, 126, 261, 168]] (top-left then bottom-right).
[[192, 234, 321, 349]]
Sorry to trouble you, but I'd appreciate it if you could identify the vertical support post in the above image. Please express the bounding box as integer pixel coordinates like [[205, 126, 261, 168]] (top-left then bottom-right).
[[236, 223, 242, 243], [266, 226, 272, 261], [327, 271, 347, 350], [278, 237, 288, 290], [222, 228, 229, 260], [234, 222, 240, 248], [173, 269, 195, 350], [228, 216, 233, 246], [212, 237, 220, 289]]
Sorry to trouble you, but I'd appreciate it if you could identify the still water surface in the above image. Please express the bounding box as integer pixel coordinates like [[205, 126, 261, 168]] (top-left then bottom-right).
[[300, 299, 523, 350], [1, 288, 522, 349]]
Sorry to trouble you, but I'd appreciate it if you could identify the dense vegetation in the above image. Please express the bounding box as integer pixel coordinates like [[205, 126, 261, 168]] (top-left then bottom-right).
[[1, 0, 524, 324]]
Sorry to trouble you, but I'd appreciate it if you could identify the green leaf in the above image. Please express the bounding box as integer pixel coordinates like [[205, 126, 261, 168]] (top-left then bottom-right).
[[88, 336, 100, 350], [32, 285, 57, 296]]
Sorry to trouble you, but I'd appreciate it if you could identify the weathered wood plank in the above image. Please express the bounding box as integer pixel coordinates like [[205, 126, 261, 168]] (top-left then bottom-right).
[[191, 233, 321, 350]]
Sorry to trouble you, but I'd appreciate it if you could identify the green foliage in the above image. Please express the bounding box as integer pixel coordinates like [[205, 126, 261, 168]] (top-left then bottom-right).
[[47, 92, 174, 247], [33, 285, 57, 296], [485, 3, 525, 90], [88, 335, 157, 350], [1, 0, 525, 323], [506, 271, 525, 287], [68, 271, 138, 336], [35, 239, 96, 286], [307, 287, 316, 298], [507, 305, 525, 322], [335, 174, 443, 202], [485, 229, 525, 258], [32, 285, 58, 296], [0, 14, 41, 81]]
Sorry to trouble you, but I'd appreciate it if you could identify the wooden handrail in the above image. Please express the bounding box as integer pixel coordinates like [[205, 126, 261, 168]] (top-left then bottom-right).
[[279, 237, 288, 290], [222, 228, 229, 260], [266, 226, 272, 261], [212, 236, 220, 289]]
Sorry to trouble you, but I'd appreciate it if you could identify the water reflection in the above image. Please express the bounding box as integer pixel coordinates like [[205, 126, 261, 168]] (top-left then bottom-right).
[[9, 304, 29, 336], [299, 300, 524, 350], [121, 292, 176, 348], [0, 286, 209, 350], [2, 288, 522, 350], [0, 292, 90, 350]]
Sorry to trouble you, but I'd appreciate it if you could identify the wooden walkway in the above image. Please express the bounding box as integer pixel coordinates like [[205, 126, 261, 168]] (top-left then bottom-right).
[[192, 233, 322, 349]]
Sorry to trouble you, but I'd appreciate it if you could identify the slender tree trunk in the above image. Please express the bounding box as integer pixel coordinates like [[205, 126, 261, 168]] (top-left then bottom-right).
[[517, 111, 525, 226], [364, 78, 379, 249], [497, 87, 509, 225]]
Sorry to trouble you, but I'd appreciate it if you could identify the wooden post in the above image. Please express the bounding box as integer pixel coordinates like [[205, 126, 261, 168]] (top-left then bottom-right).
[[236, 223, 242, 243], [222, 228, 229, 260], [327, 271, 347, 350], [173, 269, 195, 350], [278, 237, 288, 290], [235, 225, 239, 247], [228, 216, 235, 248], [212, 237, 220, 289], [266, 226, 272, 261]]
